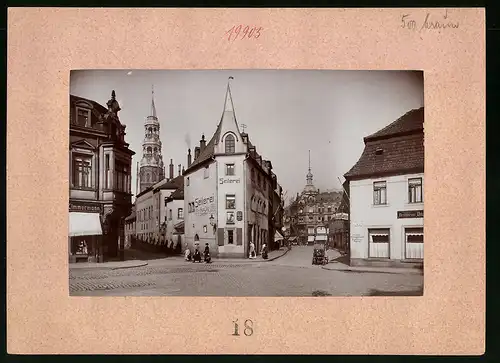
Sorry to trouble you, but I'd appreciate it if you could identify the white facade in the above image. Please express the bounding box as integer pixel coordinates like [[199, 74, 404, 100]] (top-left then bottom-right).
[[135, 188, 154, 242], [349, 173, 424, 266], [184, 162, 218, 253], [165, 198, 184, 247], [184, 155, 271, 258], [183, 80, 275, 258]]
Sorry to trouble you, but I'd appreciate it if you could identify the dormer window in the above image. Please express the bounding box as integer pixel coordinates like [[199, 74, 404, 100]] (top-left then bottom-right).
[[76, 107, 91, 127], [225, 134, 235, 154]]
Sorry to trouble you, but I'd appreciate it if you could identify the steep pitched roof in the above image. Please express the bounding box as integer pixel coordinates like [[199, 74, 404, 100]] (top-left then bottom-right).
[[184, 121, 223, 173], [364, 107, 424, 142], [345, 107, 424, 180], [158, 175, 184, 190], [168, 184, 185, 200]]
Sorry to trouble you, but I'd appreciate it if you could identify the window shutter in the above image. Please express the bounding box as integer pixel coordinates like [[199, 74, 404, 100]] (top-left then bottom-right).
[[236, 228, 242, 245], [217, 228, 224, 246]]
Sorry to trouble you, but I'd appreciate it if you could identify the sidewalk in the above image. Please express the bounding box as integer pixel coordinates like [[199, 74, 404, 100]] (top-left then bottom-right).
[[70, 248, 290, 270], [210, 247, 290, 264], [322, 251, 422, 275], [69, 260, 149, 270]]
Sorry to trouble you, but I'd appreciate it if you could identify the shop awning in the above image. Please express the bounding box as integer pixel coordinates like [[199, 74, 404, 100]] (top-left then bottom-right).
[[307, 236, 315, 242], [69, 212, 102, 237], [274, 231, 284, 241], [315, 235, 328, 241]]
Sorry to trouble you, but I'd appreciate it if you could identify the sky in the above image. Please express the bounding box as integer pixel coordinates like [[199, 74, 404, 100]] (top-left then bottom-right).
[[70, 70, 424, 203]]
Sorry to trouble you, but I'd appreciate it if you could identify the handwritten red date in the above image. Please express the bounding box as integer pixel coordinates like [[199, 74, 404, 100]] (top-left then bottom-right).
[[225, 25, 263, 41]]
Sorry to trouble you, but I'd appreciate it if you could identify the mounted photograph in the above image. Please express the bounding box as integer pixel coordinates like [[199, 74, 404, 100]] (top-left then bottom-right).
[[68, 70, 424, 297]]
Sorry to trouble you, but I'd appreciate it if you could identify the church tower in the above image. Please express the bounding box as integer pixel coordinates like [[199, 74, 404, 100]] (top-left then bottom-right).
[[302, 150, 318, 195], [139, 86, 165, 193]]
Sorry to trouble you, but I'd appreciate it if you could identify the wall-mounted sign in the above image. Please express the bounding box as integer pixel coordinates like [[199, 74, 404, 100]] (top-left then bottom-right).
[[69, 202, 101, 213], [237, 211, 243, 221], [397, 210, 423, 219], [192, 195, 216, 216], [219, 177, 241, 184], [227, 212, 235, 224]]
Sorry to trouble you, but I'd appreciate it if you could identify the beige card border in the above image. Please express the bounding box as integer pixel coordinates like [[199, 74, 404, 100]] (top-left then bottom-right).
[[7, 8, 485, 355]]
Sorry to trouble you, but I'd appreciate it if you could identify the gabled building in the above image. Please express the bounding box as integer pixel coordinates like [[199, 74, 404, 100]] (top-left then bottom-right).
[[68, 90, 135, 263], [183, 78, 282, 258], [344, 107, 424, 267], [134, 163, 184, 246]]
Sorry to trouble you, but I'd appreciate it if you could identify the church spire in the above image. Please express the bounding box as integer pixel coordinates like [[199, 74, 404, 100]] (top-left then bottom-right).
[[150, 84, 157, 118], [306, 150, 314, 185], [223, 76, 235, 113]]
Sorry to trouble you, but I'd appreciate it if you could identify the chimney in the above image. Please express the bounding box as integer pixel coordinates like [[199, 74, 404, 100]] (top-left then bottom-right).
[[178, 164, 181, 176], [187, 149, 192, 167], [182, 166, 185, 174], [200, 134, 206, 151], [194, 146, 200, 160], [169, 159, 174, 180]]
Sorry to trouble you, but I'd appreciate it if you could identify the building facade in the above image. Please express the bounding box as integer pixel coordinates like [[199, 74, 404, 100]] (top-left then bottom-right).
[[183, 79, 282, 258], [124, 206, 136, 249], [138, 87, 165, 194], [284, 154, 343, 245], [164, 183, 185, 250], [134, 163, 184, 246], [68, 90, 135, 263], [344, 107, 424, 267]]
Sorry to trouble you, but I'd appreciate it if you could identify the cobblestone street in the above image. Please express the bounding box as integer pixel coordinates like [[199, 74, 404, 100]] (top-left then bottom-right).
[[69, 246, 423, 296]]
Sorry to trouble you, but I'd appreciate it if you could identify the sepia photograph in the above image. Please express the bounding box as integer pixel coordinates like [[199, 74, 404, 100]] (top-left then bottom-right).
[[68, 70, 424, 297]]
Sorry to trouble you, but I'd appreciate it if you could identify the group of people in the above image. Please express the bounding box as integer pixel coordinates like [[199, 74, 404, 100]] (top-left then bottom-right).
[[184, 241, 269, 261], [248, 242, 268, 259], [184, 242, 212, 263]]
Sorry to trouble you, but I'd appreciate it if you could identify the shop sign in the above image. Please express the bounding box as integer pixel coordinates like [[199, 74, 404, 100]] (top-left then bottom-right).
[[192, 195, 216, 216], [69, 202, 101, 213], [237, 211, 243, 221], [219, 177, 241, 184], [397, 210, 424, 219]]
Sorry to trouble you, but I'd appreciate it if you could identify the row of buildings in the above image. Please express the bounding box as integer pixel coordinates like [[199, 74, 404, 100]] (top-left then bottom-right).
[[284, 106, 424, 268], [69, 81, 285, 263], [125, 80, 285, 259]]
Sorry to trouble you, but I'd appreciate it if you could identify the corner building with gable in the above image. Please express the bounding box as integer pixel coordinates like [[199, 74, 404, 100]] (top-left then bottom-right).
[[183, 80, 283, 258]]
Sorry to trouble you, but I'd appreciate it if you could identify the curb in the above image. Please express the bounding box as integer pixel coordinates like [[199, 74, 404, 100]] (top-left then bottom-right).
[[110, 262, 149, 270], [321, 265, 422, 275], [266, 248, 290, 262]]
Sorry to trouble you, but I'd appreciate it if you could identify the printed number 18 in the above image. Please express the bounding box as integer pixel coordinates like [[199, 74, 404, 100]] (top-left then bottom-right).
[[232, 319, 253, 336]]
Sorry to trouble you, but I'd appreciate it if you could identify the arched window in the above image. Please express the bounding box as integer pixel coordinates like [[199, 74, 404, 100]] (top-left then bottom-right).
[[194, 234, 200, 242], [147, 146, 152, 154], [146, 173, 150, 182], [225, 134, 235, 154], [154, 147, 158, 154], [148, 127, 152, 133]]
